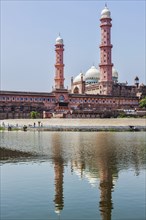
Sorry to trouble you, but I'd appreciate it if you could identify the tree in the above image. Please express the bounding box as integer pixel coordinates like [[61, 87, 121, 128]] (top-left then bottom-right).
[[30, 111, 40, 119], [139, 97, 146, 108]]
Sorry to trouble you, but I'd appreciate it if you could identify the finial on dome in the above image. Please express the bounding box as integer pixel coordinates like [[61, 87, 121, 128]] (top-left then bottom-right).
[[105, 3, 107, 7]]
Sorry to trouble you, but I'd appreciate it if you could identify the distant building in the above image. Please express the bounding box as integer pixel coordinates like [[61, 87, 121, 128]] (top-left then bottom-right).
[[0, 5, 146, 119]]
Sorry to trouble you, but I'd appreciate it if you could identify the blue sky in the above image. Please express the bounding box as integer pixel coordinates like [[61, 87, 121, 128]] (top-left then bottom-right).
[[1, 0, 145, 92]]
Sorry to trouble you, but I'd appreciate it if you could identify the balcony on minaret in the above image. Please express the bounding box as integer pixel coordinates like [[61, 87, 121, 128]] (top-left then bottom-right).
[[100, 21, 112, 28], [100, 44, 113, 48], [55, 46, 64, 51], [99, 63, 113, 67]]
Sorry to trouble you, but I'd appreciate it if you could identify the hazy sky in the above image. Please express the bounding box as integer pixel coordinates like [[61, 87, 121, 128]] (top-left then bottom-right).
[[1, 0, 145, 92]]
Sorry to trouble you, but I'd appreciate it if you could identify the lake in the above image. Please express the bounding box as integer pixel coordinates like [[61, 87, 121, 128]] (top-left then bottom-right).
[[0, 131, 146, 220]]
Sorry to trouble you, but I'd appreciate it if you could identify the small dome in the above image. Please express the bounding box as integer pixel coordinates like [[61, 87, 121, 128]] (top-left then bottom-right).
[[112, 67, 118, 78], [101, 5, 111, 19], [85, 66, 100, 80], [56, 35, 63, 45], [73, 72, 85, 83]]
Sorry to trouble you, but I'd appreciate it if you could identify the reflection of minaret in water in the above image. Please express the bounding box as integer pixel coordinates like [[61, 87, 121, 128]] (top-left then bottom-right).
[[54, 158, 64, 215], [99, 164, 114, 220], [52, 133, 64, 215]]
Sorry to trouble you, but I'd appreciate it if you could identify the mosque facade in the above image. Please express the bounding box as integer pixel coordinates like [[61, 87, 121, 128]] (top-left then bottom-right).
[[0, 5, 146, 119]]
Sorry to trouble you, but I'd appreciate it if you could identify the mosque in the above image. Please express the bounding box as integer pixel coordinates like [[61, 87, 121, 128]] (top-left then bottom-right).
[[0, 5, 146, 119], [71, 65, 118, 95]]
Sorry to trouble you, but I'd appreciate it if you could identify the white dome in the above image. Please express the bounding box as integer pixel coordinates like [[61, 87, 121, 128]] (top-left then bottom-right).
[[85, 66, 100, 80], [112, 67, 118, 78], [56, 35, 63, 45], [101, 6, 111, 19], [73, 72, 85, 83]]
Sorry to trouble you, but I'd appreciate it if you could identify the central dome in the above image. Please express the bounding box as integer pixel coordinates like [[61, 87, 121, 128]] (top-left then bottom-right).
[[85, 66, 100, 83]]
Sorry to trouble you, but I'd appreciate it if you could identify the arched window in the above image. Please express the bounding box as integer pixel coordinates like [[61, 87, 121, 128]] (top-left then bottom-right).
[[59, 95, 65, 102]]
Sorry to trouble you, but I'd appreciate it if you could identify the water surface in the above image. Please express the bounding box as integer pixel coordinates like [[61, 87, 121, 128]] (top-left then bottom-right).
[[0, 131, 146, 220]]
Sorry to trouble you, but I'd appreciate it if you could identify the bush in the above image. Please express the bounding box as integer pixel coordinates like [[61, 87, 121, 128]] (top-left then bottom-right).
[[30, 111, 40, 119], [118, 112, 126, 118]]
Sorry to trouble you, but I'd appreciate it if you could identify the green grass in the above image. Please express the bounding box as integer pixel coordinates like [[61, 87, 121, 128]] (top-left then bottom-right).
[[0, 126, 5, 131]]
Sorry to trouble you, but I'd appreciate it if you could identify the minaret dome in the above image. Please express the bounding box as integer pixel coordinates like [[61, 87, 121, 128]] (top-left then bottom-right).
[[101, 5, 111, 19], [56, 35, 63, 45]]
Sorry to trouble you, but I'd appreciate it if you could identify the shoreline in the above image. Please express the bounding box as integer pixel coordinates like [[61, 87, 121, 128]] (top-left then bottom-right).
[[0, 118, 146, 132]]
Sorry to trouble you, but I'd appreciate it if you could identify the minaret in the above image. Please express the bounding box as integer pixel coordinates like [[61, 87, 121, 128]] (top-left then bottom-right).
[[99, 5, 113, 95], [134, 76, 139, 88], [54, 35, 65, 90]]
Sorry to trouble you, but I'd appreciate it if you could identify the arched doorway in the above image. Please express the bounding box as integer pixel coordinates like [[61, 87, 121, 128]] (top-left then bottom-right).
[[73, 87, 79, 94]]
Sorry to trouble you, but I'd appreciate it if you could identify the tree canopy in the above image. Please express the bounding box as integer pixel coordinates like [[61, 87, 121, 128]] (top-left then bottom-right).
[[139, 97, 146, 108]]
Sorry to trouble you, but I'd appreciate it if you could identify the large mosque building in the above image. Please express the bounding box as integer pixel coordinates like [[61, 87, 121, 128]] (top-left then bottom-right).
[[0, 5, 146, 119]]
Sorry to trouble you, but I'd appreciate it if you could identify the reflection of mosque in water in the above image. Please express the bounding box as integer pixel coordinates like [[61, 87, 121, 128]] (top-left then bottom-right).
[[50, 132, 143, 219], [70, 135, 118, 220], [0, 132, 144, 219]]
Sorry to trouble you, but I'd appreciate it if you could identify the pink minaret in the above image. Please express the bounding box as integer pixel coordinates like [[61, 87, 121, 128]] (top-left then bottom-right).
[[54, 35, 65, 90], [99, 5, 113, 95]]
